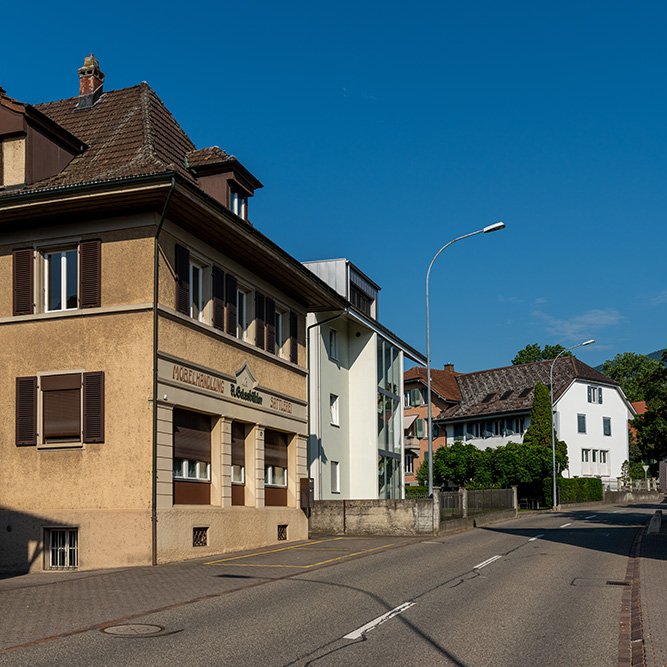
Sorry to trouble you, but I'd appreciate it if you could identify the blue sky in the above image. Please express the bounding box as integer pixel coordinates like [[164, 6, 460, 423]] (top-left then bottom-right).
[[3, 1, 665, 372]]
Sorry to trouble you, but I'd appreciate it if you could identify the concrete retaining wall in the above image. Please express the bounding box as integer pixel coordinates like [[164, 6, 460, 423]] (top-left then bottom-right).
[[310, 498, 439, 537]]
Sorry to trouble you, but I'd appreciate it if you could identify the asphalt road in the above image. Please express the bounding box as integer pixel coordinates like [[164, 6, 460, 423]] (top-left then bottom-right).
[[0, 505, 651, 666]]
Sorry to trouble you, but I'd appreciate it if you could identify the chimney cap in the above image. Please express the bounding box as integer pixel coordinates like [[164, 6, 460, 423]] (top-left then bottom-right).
[[78, 53, 105, 82]]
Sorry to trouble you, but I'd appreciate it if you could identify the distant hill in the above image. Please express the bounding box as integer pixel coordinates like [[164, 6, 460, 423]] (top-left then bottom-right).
[[595, 349, 666, 372]]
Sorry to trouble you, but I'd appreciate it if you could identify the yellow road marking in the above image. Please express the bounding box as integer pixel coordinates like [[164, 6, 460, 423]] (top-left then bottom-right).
[[204, 538, 343, 565], [206, 542, 396, 568]]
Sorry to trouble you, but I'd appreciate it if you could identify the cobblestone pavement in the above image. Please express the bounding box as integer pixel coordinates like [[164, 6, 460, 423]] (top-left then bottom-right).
[[641, 519, 667, 667]]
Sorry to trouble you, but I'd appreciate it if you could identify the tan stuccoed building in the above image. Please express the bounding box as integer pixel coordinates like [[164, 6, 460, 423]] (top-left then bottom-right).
[[0, 56, 341, 572]]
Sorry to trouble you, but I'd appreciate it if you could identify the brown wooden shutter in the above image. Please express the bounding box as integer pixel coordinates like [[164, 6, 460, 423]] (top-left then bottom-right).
[[289, 312, 298, 364], [79, 240, 101, 308], [255, 292, 265, 349], [83, 371, 105, 443], [225, 274, 237, 335], [42, 374, 81, 441], [266, 298, 276, 354], [212, 266, 225, 331], [231, 421, 245, 467], [13, 248, 34, 316], [265, 428, 288, 466], [175, 244, 190, 315], [16, 376, 37, 446], [173, 408, 211, 462]]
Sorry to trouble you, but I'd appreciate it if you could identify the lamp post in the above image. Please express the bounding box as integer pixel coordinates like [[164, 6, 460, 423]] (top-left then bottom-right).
[[550, 339, 595, 510], [426, 222, 505, 497]]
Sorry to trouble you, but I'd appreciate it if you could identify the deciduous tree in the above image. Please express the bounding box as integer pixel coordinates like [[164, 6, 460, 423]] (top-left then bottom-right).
[[600, 352, 662, 402], [512, 343, 571, 365]]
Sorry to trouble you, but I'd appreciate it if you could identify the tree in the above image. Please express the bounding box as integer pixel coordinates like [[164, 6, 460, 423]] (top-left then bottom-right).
[[512, 343, 572, 365], [416, 442, 488, 487], [631, 350, 667, 462], [599, 352, 662, 402], [522, 382, 569, 470]]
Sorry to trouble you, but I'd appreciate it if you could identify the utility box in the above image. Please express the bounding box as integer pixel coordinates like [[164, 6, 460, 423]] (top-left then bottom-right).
[[300, 478, 314, 509]]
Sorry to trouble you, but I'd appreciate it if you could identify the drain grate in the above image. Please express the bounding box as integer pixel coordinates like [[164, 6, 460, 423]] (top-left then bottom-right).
[[606, 580, 631, 587]]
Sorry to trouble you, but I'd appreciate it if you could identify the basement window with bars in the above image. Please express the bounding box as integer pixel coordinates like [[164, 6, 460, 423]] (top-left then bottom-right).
[[193, 527, 208, 547], [46, 528, 78, 570], [277, 525, 288, 541]]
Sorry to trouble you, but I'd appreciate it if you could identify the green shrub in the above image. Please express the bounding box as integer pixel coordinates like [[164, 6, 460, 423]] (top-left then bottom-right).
[[558, 477, 603, 504], [405, 485, 430, 498]]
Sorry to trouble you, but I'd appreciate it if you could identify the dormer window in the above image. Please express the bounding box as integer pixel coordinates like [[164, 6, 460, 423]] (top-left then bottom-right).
[[230, 188, 247, 219]]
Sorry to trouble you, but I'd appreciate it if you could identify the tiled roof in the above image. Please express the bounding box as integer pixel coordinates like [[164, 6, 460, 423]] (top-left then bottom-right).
[[186, 146, 236, 168], [404, 366, 462, 402], [437, 357, 618, 421], [1, 83, 197, 195]]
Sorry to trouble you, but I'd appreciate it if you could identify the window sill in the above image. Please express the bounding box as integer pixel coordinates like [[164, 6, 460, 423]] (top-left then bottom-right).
[[38, 442, 83, 450]]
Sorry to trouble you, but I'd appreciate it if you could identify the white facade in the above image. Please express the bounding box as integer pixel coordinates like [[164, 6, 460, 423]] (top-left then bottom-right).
[[304, 259, 424, 500], [556, 380, 632, 482]]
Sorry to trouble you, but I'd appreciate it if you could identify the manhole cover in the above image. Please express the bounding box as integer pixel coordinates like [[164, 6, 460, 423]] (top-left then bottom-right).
[[102, 624, 164, 636]]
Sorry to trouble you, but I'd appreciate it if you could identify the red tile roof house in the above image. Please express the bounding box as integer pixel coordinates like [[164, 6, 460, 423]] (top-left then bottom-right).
[[431, 358, 636, 489], [403, 364, 461, 486]]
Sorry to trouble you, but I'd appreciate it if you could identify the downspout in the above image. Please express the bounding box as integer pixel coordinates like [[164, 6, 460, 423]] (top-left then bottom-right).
[[306, 309, 348, 500], [152, 177, 176, 566]]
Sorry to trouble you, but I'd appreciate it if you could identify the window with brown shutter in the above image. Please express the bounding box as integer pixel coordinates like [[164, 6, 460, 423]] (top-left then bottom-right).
[[212, 266, 225, 331], [13, 248, 34, 316], [225, 274, 237, 335], [289, 312, 298, 364], [266, 298, 276, 354], [173, 408, 211, 505], [16, 376, 37, 446], [42, 374, 81, 443], [83, 372, 105, 443], [265, 428, 288, 506], [174, 244, 190, 315], [79, 240, 101, 309], [255, 292, 265, 349], [231, 421, 246, 506]]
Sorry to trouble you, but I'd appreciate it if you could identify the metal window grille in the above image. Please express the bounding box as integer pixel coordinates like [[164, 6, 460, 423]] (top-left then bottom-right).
[[277, 524, 288, 541], [48, 528, 78, 569], [193, 527, 208, 547]]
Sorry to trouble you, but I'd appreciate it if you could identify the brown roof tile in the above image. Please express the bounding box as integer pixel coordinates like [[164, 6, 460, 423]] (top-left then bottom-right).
[[437, 357, 619, 421], [1, 83, 197, 195], [404, 366, 462, 402]]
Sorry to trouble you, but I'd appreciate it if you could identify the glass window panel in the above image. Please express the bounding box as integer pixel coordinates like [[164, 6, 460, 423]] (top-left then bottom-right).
[[273, 466, 286, 486], [48, 252, 62, 311], [188, 461, 197, 478], [232, 464, 244, 483], [173, 459, 184, 477], [378, 455, 386, 498]]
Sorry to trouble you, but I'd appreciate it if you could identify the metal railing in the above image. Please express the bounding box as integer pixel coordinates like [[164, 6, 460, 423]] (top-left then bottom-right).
[[439, 487, 516, 521]]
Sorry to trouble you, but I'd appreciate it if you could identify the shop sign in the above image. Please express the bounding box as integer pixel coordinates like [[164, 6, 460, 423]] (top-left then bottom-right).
[[172, 364, 224, 395]]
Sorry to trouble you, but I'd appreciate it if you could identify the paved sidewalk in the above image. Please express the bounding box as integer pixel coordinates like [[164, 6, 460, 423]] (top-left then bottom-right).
[[641, 510, 667, 667], [0, 536, 416, 654]]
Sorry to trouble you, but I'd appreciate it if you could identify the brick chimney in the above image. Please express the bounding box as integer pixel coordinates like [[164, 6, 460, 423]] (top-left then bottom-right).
[[443, 363, 455, 372], [76, 54, 105, 109]]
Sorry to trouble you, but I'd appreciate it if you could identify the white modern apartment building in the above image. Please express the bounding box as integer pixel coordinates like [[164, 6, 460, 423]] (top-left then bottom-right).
[[304, 259, 425, 500]]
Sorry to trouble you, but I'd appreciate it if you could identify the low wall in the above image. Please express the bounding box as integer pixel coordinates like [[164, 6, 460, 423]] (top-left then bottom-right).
[[310, 499, 439, 537]]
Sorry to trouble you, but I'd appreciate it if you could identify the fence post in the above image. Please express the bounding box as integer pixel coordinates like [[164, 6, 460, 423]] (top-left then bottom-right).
[[511, 485, 518, 515], [432, 489, 440, 535], [459, 487, 468, 519]]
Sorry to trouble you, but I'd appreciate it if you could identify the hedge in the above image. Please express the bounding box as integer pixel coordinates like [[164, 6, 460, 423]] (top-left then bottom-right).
[[544, 477, 603, 505]]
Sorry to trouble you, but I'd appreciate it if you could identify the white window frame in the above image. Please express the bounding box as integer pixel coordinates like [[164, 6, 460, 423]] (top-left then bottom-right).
[[264, 465, 287, 487], [230, 189, 247, 219], [603, 416, 612, 437], [330, 393, 339, 426], [582, 449, 590, 463], [232, 464, 245, 484], [404, 453, 414, 475], [331, 460, 340, 493], [46, 527, 78, 570], [189, 259, 206, 322], [588, 386, 603, 404], [45, 247, 78, 313], [173, 458, 211, 482], [329, 328, 338, 360], [237, 287, 251, 342]]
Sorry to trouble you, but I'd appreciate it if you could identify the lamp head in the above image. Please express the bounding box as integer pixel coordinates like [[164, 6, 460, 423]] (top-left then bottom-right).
[[582, 339, 595, 346], [483, 222, 505, 233]]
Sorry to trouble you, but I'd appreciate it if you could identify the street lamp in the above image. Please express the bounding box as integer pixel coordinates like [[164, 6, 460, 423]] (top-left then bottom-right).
[[550, 339, 595, 510], [426, 222, 506, 496]]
